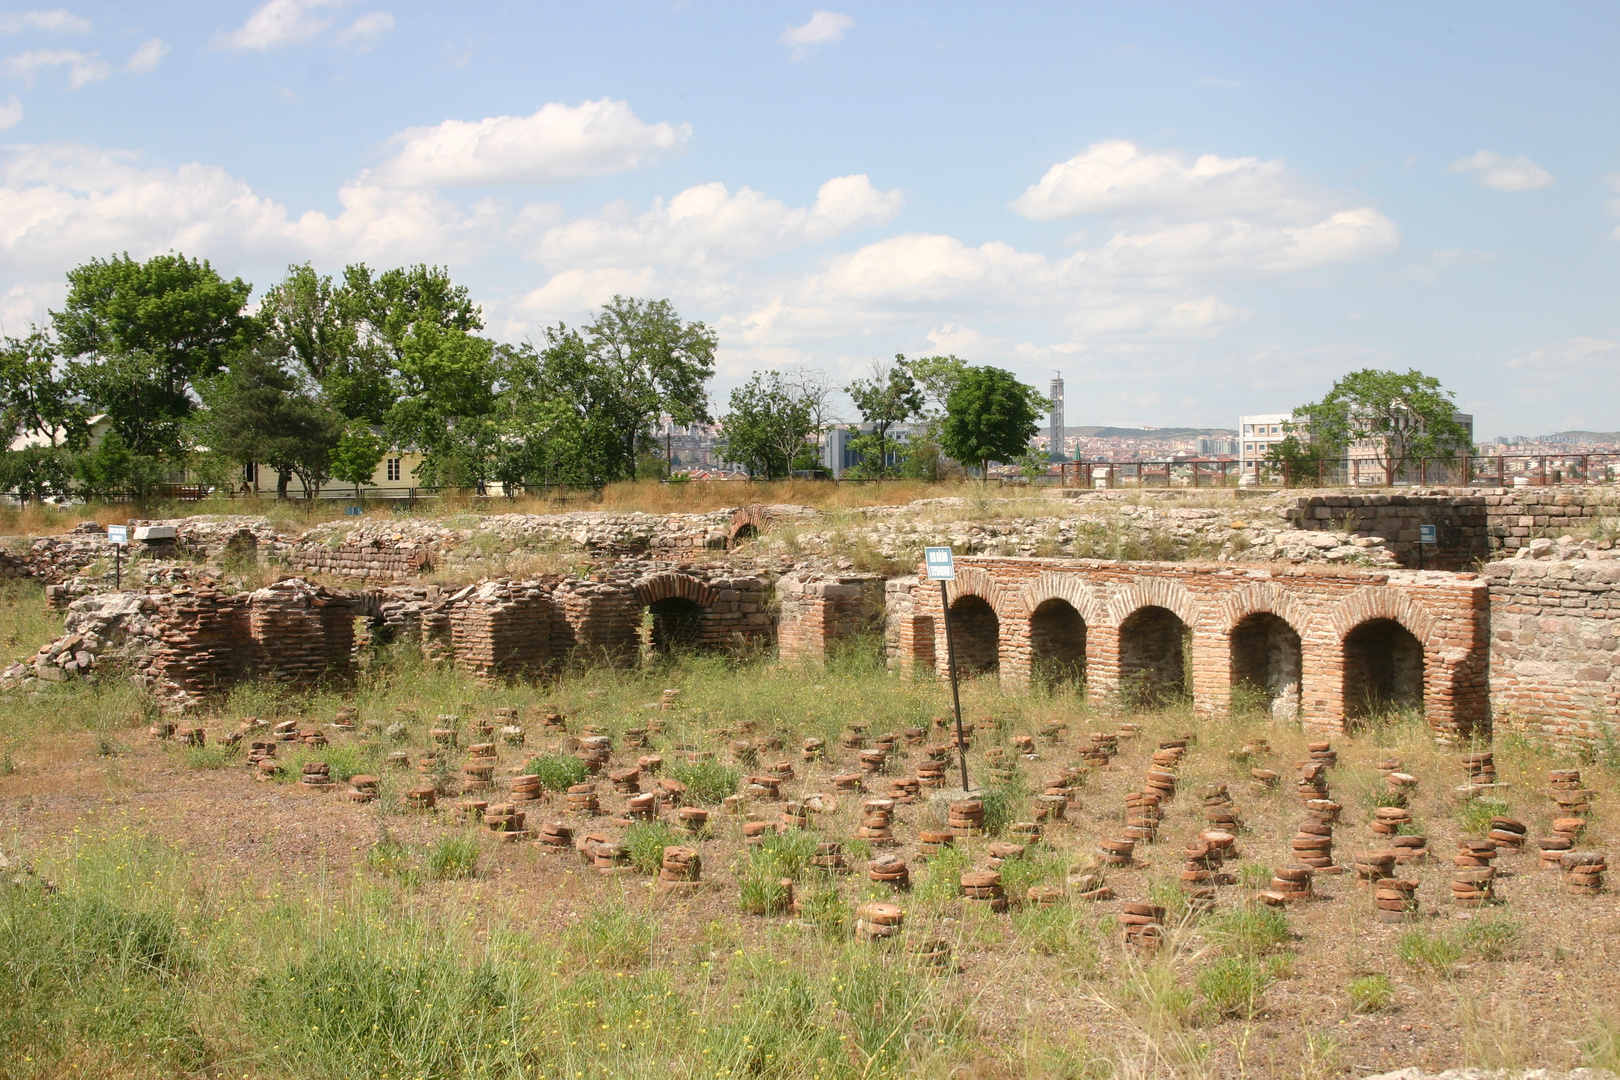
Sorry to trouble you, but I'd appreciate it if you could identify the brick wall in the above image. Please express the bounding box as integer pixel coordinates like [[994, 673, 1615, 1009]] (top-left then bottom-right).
[[449, 580, 552, 681], [282, 541, 433, 581], [1485, 554, 1620, 747], [777, 573, 881, 664]]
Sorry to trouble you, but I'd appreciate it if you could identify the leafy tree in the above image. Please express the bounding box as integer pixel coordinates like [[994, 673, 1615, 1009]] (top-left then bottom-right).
[[1283, 369, 1471, 486], [329, 424, 387, 498], [720, 371, 818, 480], [908, 354, 968, 415], [844, 356, 924, 478], [193, 345, 342, 499], [0, 330, 86, 499], [898, 353, 968, 481], [383, 322, 497, 489], [940, 365, 1046, 477], [53, 253, 254, 457]]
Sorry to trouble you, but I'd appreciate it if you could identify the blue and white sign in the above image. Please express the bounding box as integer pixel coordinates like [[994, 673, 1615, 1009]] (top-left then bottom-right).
[[1418, 524, 1437, 545], [924, 546, 956, 581], [106, 525, 128, 546]]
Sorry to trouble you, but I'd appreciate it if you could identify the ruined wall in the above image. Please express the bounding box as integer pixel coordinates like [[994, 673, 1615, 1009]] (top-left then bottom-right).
[[776, 573, 881, 664], [449, 580, 552, 681], [282, 541, 433, 581], [246, 578, 358, 685], [550, 578, 641, 664], [1485, 551, 1620, 747]]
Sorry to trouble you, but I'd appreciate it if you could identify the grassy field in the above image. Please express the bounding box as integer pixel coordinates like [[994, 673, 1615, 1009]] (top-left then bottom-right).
[[4, 580, 1620, 1079]]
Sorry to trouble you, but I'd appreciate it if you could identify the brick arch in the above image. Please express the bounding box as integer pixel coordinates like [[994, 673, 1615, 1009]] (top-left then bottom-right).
[[1105, 577, 1202, 630], [1020, 571, 1104, 626], [633, 572, 718, 609], [945, 565, 1015, 620], [1326, 585, 1437, 644], [1214, 582, 1312, 637]]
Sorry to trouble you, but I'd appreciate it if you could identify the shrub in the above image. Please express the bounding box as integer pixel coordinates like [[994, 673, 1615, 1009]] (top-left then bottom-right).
[[523, 752, 589, 792], [1456, 917, 1520, 961], [669, 758, 741, 804], [1348, 973, 1394, 1013], [1456, 798, 1513, 836], [624, 821, 683, 875], [425, 835, 479, 881], [749, 828, 820, 878], [738, 870, 793, 915], [798, 879, 851, 940], [1198, 957, 1271, 1018]]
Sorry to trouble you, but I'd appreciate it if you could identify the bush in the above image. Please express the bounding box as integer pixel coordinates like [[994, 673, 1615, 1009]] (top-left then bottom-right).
[[524, 752, 588, 792], [1198, 957, 1271, 1018], [1348, 973, 1394, 1013], [669, 758, 741, 804], [624, 821, 683, 875], [425, 835, 480, 881], [798, 879, 851, 940], [1456, 917, 1520, 961], [738, 870, 793, 915], [1456, 798, 1513, 836]]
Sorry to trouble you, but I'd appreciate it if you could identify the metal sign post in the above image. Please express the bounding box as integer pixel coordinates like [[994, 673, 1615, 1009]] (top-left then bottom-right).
[[106, 525, 127, 589], [1418, 524, 1436, 571], [925, 547, 972, 793]]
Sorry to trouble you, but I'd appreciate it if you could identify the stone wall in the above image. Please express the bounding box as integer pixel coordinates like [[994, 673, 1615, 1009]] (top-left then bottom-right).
[[282, 540, 433, 581], [449, 580, 552, 681], [1485, 549, 1620, 747], [776, 572, 881, 664], [889, 556, 1490, 741]]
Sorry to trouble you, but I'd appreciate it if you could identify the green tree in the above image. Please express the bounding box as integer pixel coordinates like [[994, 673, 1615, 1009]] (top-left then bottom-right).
[[383, 322, 497, 489], [329, 424, 387, 498], [193, 345, 342, 499], [1283, 369, 1471, 486], [939, 365, 1046, 477], [53, 253, 254, 458], [844, 356, 924, 478], [0, 330, 85, 499], [720, 371, 817, 480]]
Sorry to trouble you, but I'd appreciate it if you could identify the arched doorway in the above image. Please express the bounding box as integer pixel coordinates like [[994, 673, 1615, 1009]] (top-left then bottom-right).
[[1230, 612, 1302, 720], [1343, 618, 1425, 721], [646, 597, 707, 654], [1029, 598, 1086, 689], [947, 594, 1000, 675], [1119, 606, 1190, 707]]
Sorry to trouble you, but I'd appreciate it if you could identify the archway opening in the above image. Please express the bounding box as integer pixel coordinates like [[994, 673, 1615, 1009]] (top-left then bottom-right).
[[1230, 612, 1302, 720], [729, 523, 757, 547], [646, 596, 707, 654], [1029, 598, 1086, 689], [1343, 618, 1425, 722], [947, 594, 999, 675], [1119, 605, 1190, 707]]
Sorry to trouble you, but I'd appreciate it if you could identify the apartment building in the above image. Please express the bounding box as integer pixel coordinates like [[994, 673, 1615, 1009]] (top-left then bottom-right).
[[1238, 413, 1294, 477]]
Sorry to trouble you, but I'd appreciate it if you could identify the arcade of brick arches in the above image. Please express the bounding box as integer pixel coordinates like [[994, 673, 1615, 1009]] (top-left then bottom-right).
[[888, 557, 1489, 742]]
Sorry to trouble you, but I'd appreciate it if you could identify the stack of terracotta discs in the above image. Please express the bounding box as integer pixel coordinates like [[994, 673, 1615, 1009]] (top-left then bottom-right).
[[722, 795, 746, 815], [608, 767, 641, 795], [675, 807, 707, 835], [1010, 734, 1036, 757], [430, 722, 458, 747], [869, 854, 910, 889], [857, 800, 896, 845], [538, 820, 573, 852], [1292, 819, 1335, 870], [348, 774, 379, 804], [1552, 817, 1586, 842], [950, 723, 974, 752], [176, 726, 206, 747], [272, 719, 298, 742], [986, 842, 1025, 868], [1452, 841, 1498, 907], [1307, 741, 1337, 767], [1389, 835, 1428, 863], [960, 870, 1007, 912], [1026, 885, 1065, 908], [1200, 830, 1238, 860], [1202, 783, 1241, 829], [1241, 738, 1271, 757], [742, 821, 773, 847], [1561, 851, 1606, 894], [1143, 767, 1177, 801], [779, 802, 810, 830], [745, 775, 782, 801], [461, 761, 494, 792], [1117, 723, 1142, 740], [982, 748, 1018, 787], [1297, 762, 1330, 802], [767, 760, 796, 782], [855, 902, 904, 941], [1375, 757, 1403, 775], [889, 777, 921, 804], [1267, 864, 1314, 903], [910, 938, 952, 967], [485, 803, 529, 837], [576, 736, 612, 774], [832, 774, 864, 793], [729, 739, 757, 767], [858, 748, 888, 775], [922, 743, 952, 766], [331, 705, 358, 732], [460, 799, 488, 823], [540, 711, 567, 731], [386, 750, 410, 769], [468, 742, 496, 761], [658, 846, 702, 891], [801, 737, 825, 761], [810, 842, 850, 874], [917, 830, 954, 858], [1250, 767, 1280, 792], [1098, 837, 1136, 867], [903, 726, 927, 746], [621, 793, 653, 821], [872, 733, 898, 757], [620, 727, 647, 750], [573, 830, 607, 861], [1487, 817, 1527, 851], [1536, 835, 1573, 867], [405, 786, 436, 810], [1181, 839, 1225, 911], [1548, 767, 1582, 791], [948, 800, 985, 837], [1352, 851, 1397, 881], [1120, 902, 1165, 948], [1304, 798, 1342, 824], [915, 759, 946, 789], [299, 729, 327, 748], [566, 784, 599, 815], [510, 773, 542, 804], [1156, 740, 1188, 764], [1463, 752, 1497, 786], [1034, 794, 1068, 822], [1069, 870, 1113, 902], [415, 752, 440, 777], [1009, 821, 1042, 845], [838, 729, 865, 751], [1374, 878, 1420, 923], [300, 762, 334, 790], [501, 724, 526, 747], [1370, 806, 1412, 836], [592, 841, 631, 875], [637, 754, 663, 775], [657, 777, 686, 808], [1385, 772, 1419, 805], [1123, 793, 1160, 842], [247, 740, 277, 768], [1550, 785, 1593, 819]]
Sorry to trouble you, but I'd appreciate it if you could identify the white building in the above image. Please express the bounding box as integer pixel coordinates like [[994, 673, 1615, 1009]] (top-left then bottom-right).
[[1238, 413, 1294, 478]]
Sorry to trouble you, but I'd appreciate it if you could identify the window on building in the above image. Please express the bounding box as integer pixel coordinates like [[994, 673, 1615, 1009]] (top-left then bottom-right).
[[386, 458, 401, 482], [1243, 425, 1252, 435], [242, 462, 257, 484]]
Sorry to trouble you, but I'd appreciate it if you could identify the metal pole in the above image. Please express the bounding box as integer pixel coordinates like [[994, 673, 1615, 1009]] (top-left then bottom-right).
[[938, 579, 971, 792], [115, 544, 121, 590]]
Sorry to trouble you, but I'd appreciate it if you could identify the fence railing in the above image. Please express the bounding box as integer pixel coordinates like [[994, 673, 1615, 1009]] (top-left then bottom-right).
[[1058, 454, 1620, 489]]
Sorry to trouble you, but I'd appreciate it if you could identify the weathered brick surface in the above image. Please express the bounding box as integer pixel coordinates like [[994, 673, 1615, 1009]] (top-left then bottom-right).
[[449, 580, 552, 681], [1485, 554, 1620, 747], [777, 573, 881, 664], [891, 557, 1490, 741], [282, 541, 433, 581]]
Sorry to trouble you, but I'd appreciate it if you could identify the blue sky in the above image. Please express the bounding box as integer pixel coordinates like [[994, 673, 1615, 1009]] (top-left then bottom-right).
[[1, 2, 1617, 438]]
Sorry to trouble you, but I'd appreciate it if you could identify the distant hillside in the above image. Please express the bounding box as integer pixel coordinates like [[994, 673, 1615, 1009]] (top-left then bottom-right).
[[1070, 426, 1239, 439], [1554, 431, 1620, 441]]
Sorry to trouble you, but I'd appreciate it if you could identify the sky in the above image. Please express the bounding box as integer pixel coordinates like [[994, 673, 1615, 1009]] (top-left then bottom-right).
[[0, 2, 1617, 439]]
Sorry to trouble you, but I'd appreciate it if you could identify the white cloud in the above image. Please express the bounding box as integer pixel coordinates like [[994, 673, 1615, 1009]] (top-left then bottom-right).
[[1506, 336, 1620, 372], [124, 38, 168, 74], [531, 174, 902, 271], [217, 0, 344, 50], [335, 11, 393, 49], [1446, 150, 1554, 192], [374, 99, 690, 187], [0, 10, 91, 34], [0, 48, 108, 88], [0, 95, 20, 129], [780, 10, 853, 58]]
